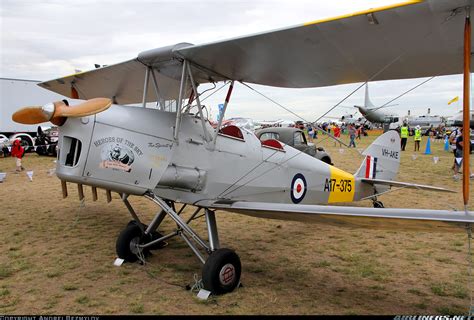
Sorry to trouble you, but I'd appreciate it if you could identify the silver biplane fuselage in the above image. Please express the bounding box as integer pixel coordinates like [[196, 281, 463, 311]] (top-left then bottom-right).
[[57, 105, 374, 208]]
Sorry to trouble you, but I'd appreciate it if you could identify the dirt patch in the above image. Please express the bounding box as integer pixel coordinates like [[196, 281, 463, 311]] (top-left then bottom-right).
[[0, 132, 473, 314]]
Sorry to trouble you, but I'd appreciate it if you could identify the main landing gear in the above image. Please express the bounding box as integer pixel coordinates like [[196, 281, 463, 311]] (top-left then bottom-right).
[[116, 221, 165, 262], [115, 192, 241, 295]]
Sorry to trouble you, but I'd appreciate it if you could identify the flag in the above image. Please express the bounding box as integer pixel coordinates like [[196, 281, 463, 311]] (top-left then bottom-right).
[[448, 96, 459, 105]]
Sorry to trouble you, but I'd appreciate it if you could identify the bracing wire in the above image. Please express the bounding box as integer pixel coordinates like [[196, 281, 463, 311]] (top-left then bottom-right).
[[368, 76, 436, 113], [239, 81, 351, 148], [316, 7, 460, 122], [215, 7, 463, 201], [200, 81, 229, 103], [217, 147, 282, 198]]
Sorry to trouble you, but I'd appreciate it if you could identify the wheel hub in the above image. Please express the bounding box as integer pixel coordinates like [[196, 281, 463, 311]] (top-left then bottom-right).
[[129, 236, 140, 254], [219, 263, 236, 286]]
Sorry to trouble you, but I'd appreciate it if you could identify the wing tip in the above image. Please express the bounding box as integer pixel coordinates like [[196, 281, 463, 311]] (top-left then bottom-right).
[[303, 0, 424, 27]]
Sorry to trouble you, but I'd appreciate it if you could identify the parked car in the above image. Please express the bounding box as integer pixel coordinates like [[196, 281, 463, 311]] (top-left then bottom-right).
[[0, 137, 10, 157], [35, 126, 58, 157], [255, 127, 332, 165]]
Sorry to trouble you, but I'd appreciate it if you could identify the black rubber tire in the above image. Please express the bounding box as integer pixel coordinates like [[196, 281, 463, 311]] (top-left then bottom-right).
[[35, 145, 47, 156], [20, 138, 33, 153], [321, 156, 332, 165], [49, 145, 58, 157], [127, 220, 142, 227], [116, 224, 149, 263], [202, 248, 241, 295], [373, 201, 384, 208], [125, 220, 166, 250]]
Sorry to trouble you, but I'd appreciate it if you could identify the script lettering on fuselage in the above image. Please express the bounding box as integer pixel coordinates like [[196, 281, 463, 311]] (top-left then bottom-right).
[[381, 148, 399, 160]]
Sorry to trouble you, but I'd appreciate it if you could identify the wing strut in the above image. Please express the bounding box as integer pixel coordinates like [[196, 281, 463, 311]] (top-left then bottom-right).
[[141, 67, 151, 108], [174, 60, 188, 142], [463, 7, 471, 209], [149, 68, 164, 110], [212, 80, 234, 149], [187, 62, 211, 143]]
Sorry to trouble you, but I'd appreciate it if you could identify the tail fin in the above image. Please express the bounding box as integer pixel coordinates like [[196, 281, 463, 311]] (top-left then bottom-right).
[[364, 83, 376, 109], [355, 130, 400, 181], [354, 84, 375, 117]]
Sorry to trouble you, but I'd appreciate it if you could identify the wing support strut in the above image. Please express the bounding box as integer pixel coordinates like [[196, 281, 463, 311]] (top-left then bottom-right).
[[212, 80, 234, 149], [149, 68, 165, 110], [463, 6, 471, 209], [174, 60, 188, 142], [187, 62, 211, 142], [141, 67, 150, 108]]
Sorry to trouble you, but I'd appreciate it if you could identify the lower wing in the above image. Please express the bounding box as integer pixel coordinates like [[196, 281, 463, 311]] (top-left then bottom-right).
[[208, 201, 473, 233]]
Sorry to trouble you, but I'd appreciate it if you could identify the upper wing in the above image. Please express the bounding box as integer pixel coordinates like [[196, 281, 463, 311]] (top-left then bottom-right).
[[39, 57, 190, 105], [39, 0, 472, 103], [209, 201, 474, 232], [177, 0, 470, 88], [360, 178, 456, 193]]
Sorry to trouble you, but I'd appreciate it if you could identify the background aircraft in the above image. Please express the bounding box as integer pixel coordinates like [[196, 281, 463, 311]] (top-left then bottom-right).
[[446, 109, 474, 129], [403, 109, 446, 130], [354, 84, 400, 125], [356, 84, 447, 132]]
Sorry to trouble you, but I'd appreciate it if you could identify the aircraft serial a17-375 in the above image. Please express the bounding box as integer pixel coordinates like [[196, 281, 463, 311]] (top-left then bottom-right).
[[12, 0, 474, 295]]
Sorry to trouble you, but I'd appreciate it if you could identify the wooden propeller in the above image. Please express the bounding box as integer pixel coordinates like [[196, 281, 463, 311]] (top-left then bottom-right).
[[12, 98, 112, 125]]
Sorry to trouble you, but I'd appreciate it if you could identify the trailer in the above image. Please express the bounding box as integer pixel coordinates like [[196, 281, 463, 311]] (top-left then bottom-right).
[[0, 77, 68, 152]]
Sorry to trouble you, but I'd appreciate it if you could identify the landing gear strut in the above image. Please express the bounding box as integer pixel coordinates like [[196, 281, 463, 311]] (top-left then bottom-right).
[[115, 192, 241, 295]]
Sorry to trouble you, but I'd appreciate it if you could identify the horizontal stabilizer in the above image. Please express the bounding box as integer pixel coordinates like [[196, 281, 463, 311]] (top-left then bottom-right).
[[360, 178, 455, 193]]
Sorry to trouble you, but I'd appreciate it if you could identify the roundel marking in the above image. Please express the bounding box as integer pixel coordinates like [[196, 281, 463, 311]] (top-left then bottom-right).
[[291, 173, 307, 204]]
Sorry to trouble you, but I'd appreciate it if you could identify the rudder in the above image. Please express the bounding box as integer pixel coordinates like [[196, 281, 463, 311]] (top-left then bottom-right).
[[355, 130, 400, 181]]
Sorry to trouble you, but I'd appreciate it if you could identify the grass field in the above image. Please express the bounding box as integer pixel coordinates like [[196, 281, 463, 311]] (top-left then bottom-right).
[[0, 131, 473, 315]]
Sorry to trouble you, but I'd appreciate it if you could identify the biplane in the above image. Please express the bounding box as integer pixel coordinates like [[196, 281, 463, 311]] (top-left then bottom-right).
[[12, 0, 474, 295]]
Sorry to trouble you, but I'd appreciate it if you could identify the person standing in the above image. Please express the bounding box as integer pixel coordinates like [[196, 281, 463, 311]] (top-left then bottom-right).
[[356, 125, 362, 140], [453, 127, 474, 180], [11, 139, 25, 173], [348, 124, 356, 148], [333, 124, 341, 147], [400, 123, 409, 151], [414, 125, 422, 152], [449, 127, 461, 172], [307, 124, 314, 142]]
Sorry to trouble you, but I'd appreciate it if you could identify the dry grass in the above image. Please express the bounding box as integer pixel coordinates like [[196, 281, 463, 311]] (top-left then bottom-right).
[[0, 131, 473, 315]]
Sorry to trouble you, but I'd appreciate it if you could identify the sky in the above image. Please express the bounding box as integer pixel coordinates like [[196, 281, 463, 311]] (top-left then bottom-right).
[[0, 0, 469, 122]]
